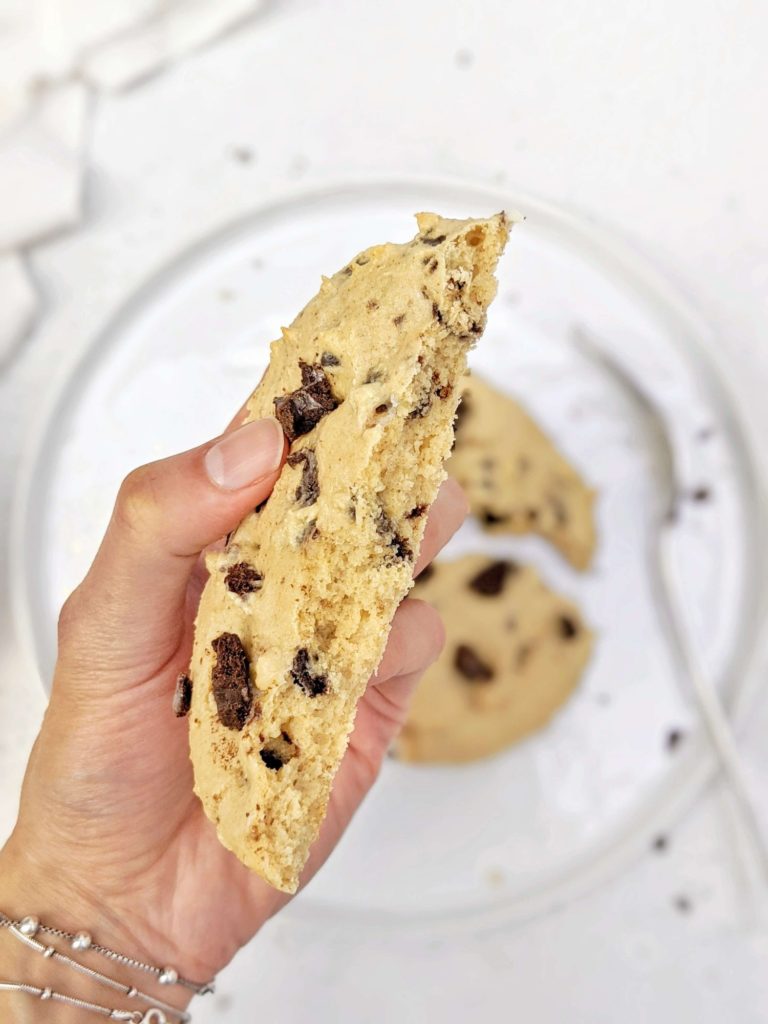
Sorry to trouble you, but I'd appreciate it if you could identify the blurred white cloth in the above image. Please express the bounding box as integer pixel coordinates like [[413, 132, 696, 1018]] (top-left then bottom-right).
[[0, 0, 265, 364]]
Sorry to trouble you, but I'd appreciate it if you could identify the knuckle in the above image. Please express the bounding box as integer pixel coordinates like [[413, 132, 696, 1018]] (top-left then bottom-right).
[[113, 464, 162, 539], [56, 587, 82, 642]]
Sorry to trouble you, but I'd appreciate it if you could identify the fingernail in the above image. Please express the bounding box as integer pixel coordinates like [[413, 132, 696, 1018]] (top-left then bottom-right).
[[204, 418, 285, 490]]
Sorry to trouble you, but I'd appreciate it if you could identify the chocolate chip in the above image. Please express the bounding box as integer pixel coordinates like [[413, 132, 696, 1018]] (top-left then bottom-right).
[[435, 382, 453, 400], [375, 403, 390, 415], [211, 633, 253, 730], [342, 265, 353, 276], [558, 615, 580, 640], [392, 313, 406, 326], [376, 509, 413, 561], [225, 562, 263, 595], [428, 257, 438, 273], [274, 361, 339, 441], [259, 748, 284, 770], [355, 255, 370, 266], [482, 509, 509, 526], [422, 234, 447, 246], [286, 448, 319, 507], [666, 728, 685, 751], [407, 504, 427, 519], [469, 560, 517, 596], [455, 644, 494, 682], [364, 369, 383, 383], [291, 648, 328, 697], [320, 351, 340, 367], [366, 299, 379, 311], [432, 302, 444, 324], [172, 673, 193, 717]]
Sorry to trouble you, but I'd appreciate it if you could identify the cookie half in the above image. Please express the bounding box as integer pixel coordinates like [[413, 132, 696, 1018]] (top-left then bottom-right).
[[452, 374, 597, 569], [189, 212, 511, 891]]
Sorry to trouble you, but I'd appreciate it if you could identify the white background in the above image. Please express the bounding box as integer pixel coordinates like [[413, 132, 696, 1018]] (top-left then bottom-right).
[[2, 1, 768, 1020]]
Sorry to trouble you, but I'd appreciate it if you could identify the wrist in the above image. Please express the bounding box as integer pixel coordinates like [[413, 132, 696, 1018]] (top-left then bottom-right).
[[0, 839, 193, 1022]]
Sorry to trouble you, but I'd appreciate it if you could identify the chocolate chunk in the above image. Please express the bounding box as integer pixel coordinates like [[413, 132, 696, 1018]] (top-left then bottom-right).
[[225, 562, 263, 595], [665, 728, 685, 752], [432, 302, 444, 324], [287, 448, 319, 507], [422, 233, 447, 247], [376, 509, 413, 561], [291, 648, 328, 697], [469, 560, 517, 596], [558, 614, 580, 640], [320, 351, 340, 367], [427, 257, 438, 273], [407, 504, 428, 519], [342, 265, 353, 276], [260, 748, 284, 770], [374, 403, 390, 415], [435, 382, 453, 400], [211, 633, 253, 730], [366, 299, 379, 311], [274, 361, 339, 441], [355, 255, 370, 266], [392, 313, 406, 326], [172, 673, 193, 717], [482, 509, 509, 526], [455, 644, 494, 682]]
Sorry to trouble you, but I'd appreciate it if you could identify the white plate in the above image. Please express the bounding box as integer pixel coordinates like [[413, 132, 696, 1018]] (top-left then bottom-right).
[[12, 180, 766, 932]]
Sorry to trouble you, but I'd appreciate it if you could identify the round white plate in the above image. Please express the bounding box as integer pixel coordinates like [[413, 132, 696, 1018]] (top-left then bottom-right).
[[12, 180, 766, 931]]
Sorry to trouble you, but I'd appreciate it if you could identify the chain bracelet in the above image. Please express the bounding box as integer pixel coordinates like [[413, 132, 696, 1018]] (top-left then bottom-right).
[[0, 911, 215, 996], [0, 981, 167, 1021]]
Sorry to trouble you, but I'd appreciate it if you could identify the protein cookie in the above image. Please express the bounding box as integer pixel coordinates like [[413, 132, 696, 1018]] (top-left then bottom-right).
[[398, 554, 593, 763], [188, 212, 511, 892]]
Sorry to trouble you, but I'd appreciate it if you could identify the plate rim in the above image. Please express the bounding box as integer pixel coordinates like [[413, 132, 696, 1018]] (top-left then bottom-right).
[[10, 174, 768, 932]]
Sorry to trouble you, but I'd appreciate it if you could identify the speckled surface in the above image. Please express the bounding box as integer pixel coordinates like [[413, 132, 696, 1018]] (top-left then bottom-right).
[[2, 1, 768, 1020]]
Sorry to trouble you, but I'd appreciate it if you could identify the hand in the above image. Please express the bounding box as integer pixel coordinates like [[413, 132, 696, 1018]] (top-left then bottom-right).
[[0, 410, 467, 1007]]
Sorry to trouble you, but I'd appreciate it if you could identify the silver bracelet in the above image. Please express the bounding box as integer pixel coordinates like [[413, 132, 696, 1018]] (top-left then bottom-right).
[[4, 923, 190, 1022], [0, 912, 215, 996], [0, 980, 168, 1021]]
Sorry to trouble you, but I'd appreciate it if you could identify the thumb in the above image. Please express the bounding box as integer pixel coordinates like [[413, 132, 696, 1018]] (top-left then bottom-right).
[[58, 417, 286, 684]]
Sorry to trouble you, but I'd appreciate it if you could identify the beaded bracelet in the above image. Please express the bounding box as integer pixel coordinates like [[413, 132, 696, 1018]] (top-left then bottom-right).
[[0, 909, 217, 1022]]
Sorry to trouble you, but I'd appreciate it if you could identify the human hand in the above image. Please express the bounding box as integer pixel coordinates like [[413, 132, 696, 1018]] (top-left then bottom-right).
[[0, 409, 467, 1014]]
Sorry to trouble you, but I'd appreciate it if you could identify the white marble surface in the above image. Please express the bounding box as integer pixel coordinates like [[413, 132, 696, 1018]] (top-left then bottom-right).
[[2, 1, 768, 1020]]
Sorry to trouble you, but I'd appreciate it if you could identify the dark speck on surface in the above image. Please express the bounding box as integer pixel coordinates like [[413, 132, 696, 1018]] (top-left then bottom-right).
[[689, 486, 712, 503], [673, 895, 693, 914], [229, 145, 254, 164], [665, 728, 685, 752], [455, 48, 474, 68], [696, 426, 715, 442], [652, 834, 669, 853]]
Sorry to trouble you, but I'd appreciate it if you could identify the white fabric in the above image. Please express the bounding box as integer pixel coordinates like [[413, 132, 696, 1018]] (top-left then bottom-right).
[[0, 253, 38, 363]]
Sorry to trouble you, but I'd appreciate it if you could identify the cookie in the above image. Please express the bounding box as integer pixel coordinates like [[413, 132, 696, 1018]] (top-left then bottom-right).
[[451, 374, 597, 569], [188, 212, 511, 892], [398, 555, 593, 763]]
